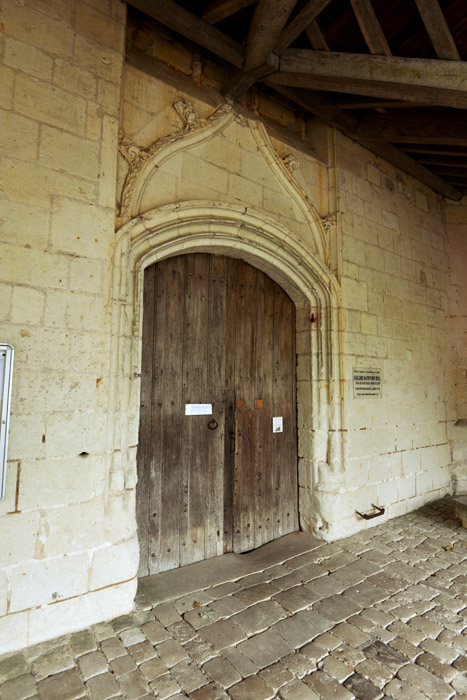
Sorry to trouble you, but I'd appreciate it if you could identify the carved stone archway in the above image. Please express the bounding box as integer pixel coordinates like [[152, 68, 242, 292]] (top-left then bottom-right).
[[107, 201, 344, 542]]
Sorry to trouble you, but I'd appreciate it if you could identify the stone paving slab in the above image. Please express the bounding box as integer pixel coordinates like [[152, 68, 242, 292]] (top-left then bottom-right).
[[0, 497, 466, 699]]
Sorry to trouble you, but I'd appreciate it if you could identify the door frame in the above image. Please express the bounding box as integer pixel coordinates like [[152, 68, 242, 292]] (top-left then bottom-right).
[[109, 201, 344, 553]]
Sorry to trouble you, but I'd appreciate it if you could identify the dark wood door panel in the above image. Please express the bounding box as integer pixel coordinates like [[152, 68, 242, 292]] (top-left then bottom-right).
[[137, 253, 298, 575]]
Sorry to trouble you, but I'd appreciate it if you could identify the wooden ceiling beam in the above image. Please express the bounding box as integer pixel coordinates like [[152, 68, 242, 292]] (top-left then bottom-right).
[[305, 20, 331, 51], [413, 154, 467, 166], [337, 100, 433, 110], [414, 0, 461, 60], [427, 166, 467, 177], [202, 0, 256, 24], [274, 0, 333, 55], [267, 71, 467, 110], [355, 112, 467, 145], [126, 0, 244, 68], [349, 0, 392, 55], [243, 0, 296, 72], [263, 82, 462, 200], [271, 50, 467, 109]]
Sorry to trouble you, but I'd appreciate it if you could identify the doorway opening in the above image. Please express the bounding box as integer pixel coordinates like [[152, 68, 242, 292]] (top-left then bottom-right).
[[136, 253, 299, 576]]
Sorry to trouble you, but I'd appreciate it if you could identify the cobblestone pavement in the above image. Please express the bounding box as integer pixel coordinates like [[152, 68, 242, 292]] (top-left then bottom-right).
[[1, 497, 466, 700]]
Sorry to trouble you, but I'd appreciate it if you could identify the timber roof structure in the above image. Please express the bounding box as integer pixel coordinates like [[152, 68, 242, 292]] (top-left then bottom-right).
[[125, 0, 467, 200]]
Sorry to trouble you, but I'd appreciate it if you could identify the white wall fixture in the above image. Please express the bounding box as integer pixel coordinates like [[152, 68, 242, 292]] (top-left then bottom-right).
[[0, 344, 14, 502]]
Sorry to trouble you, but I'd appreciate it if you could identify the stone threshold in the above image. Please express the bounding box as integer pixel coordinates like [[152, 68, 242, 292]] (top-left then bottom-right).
[[138, 531, 322, 605]]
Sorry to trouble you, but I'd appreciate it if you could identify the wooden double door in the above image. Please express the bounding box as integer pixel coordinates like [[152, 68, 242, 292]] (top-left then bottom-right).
[[137, 253, 298, 576]]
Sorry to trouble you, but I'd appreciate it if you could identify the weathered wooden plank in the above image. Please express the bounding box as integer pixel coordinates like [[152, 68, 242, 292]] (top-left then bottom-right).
[[233, 261, 257, 553], [223, 259, 237, 553], [202, 0, 256, 24], [136, 265, 156, 577], [337, 99, 433, 110], [414, 153, 467, 165], [274, 0, 333, 55], [279, 49, 467, 95], [127, 0, 244, 68], [205, 255, 228, 560], [349, 0, 392, 55], [414, 0, 460, 60], [428, 166, 467, 178], [180, 254, 210, 567], [244, 0, 296, 72], [403, 146, 467, 157], [158, 257, 184, 572], [305, 20, 331, 51], [272, 285, 297, 539], [253, 272, 275, 548], [355, 112, 467, 145], [267, 70, 467, 110]]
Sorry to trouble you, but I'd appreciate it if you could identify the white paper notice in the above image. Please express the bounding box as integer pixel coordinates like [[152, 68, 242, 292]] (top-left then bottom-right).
[[273, 416, 283, 433], [185, 404, 213, 416]]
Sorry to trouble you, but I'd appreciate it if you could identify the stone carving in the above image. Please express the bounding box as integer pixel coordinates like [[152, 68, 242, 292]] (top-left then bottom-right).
[[173, 99, 200, 130], [117, 100, 232, 224], [283, 153, 300, 173], [321, 213, 337, 236]]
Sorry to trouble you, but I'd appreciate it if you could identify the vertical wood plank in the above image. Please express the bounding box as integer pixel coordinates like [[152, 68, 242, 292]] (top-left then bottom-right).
[[158, 256, 184, 572], [205, 255, 228, 559], [272, 286, 298, 539], [223, 258, 237, 552], [180, 254, 210, 567], [136, 264, 156, 577], [253, 271, 275, 548], [233, 260, 257, 552]]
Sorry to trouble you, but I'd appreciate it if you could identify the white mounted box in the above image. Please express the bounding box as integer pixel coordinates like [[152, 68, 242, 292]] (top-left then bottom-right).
[[0, 344, 14, 502]]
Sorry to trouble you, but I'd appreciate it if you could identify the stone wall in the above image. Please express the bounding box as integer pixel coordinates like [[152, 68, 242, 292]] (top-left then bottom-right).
[[0, 0, 138, 655], [446, 199, 467, 493], [337, 133, 453, 534]]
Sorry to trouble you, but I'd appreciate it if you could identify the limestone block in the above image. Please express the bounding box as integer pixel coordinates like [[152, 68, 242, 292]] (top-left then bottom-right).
[[227, 172, 263, 208], [90, 536, 139, 590], [0, 65, 14, 110], [0, 110, 39, 162], [99, 115, 120, 208], [39, 126, 100, 180], [98, 79, 121, 114], [50, 198, 113, 259], [0, 158, 98, 207], [368, 454, 390, 483], [10, 287, 45, 326], [66, 294, 109, 332], [0, 571, 7, 617], [377, 478, 398, 506], [345, 458, 369, 488], [1, 4, 74, 58], [69, 257, 104, 295], [86, 101, 104, 141], [28, 579, 137, 648], [0, 462, 19, 515], [341, 277, 368, 312], [0, 284, 11, 321], [74, 35, 123, 83], [42, 500, 107, 556], [0, 511, 40, 567], [0, 611, 29, 657], [182, 153, 228, 194], [18, 455, 106, 511], [15, 74, 86, 135], [10, 553, 90, 612], [398, 475, 416, 499], [415, 470, 433, 496], [104, 491, 137, 542], [0, 200, 50, 249], [8, 414, 46, 461]]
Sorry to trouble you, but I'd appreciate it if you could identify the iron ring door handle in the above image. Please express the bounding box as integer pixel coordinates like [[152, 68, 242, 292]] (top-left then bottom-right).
[[208, 419, 218, 430]]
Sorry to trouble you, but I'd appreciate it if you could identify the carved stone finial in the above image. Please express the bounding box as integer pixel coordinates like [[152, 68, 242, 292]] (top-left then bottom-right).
[[173, 99, 199, 130], [283, 153, 300, 173]]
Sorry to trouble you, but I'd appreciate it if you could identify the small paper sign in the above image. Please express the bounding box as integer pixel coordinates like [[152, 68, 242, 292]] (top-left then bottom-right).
[[273, 416, 283, 433], [185, 404, 212, 416]]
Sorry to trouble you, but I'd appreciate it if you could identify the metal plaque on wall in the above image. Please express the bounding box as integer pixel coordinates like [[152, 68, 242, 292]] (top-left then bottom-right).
[[353, 368, 382, 398]]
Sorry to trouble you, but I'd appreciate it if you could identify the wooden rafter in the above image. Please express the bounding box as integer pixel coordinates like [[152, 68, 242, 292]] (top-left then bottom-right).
[[270, 50, 467, 109], [414, 0, 461, 60], [349, 0, 392, 55], [305, 20, 331, 51], [202, 0, 256, 24], [226, 0, 295, 99], [274, 0, 333, 55], [244, 0, 296, 71], [355, 112, 467, 145], [126, 0, 244, 68]]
